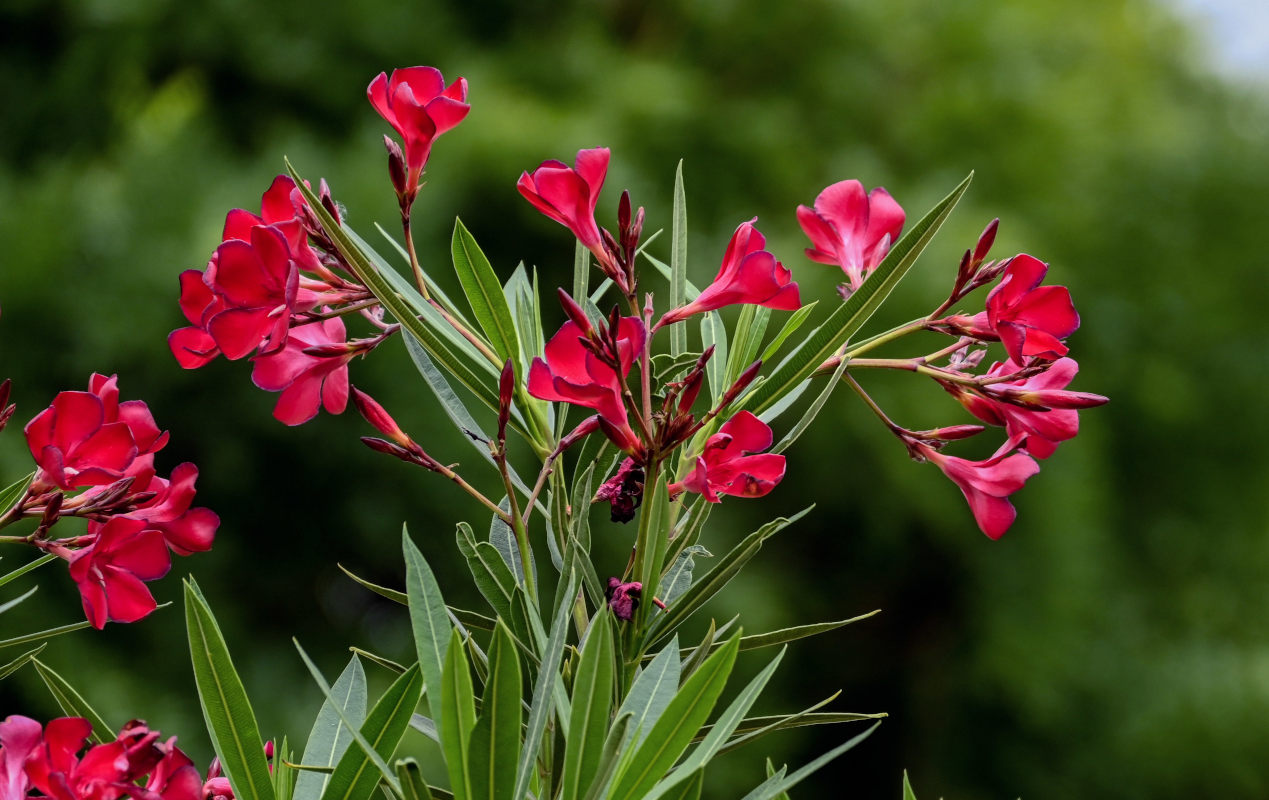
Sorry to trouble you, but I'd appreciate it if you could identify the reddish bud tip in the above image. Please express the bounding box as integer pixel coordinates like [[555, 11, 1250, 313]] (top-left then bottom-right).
[[720, 360, 763, 407], [618, 190, 632, 234], [384, 136, 407, 198], [974, 219, 999, 264], [929, 424, 987, 441], [497, 359, 515, 441], [352, 387, 410, 446], [556, 289, 595, 337]]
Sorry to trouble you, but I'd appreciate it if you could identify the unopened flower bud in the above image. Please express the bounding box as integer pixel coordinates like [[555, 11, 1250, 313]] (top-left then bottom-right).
[[352, 387, 411, 447], [556, 289, 595, 338], [319, 179, 342, 225], [360, 436, 416, 463], [497, 359, 515, 443], [618, 190, 632, 236], [924, 424, 987, 441], [718, 360, 763, 409], [974, 218, 999, 265], [558, 415, 602, 453], [384, 135, 408, 200]]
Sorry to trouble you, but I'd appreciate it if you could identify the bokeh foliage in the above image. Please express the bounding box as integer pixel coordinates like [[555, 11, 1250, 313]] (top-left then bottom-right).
[[1, 0, 1266, 798]]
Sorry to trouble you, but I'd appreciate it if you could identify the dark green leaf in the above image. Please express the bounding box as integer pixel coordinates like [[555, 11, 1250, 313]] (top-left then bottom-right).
[[456, 523, 518, 622], [350, 648, 406, 675], [0, 585, 37, 615], [515, 571, 577, 800], [0, 472, 33, 518], [403, 529, 453, 724], [579, 712, 632, 800], [738, 722, 881, 800], [30, 656, 110, 741], [771, 355, 849, 453], [659, 546, 711, 607], [561, 610, 615, 800], [396, 758, 435, 800], [726, 304, 771, 386], [185, 580, 275, 800], [440, 629, 476, 800], [467, 622, 522, 800], [618, 637, 680, 748], [700, 312, 729, 407], [759, 302, 818, 364], [0, 643, 44, 681], [296, 656, 367, 800], [0, 552, 56, 589], [670, 160, 688, 356], [903, 770, 918, 800], [452, 218, 520, 367], [0, 618, 90, 650], [321, 664, 422, 800]]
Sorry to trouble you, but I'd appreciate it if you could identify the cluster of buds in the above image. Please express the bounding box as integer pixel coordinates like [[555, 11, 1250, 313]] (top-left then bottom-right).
[[2, 375, 218, 628], [0, 715, 226, 800]]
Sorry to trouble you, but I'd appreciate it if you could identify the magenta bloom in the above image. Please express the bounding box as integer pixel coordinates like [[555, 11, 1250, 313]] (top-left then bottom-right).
[[953, 254, 1080, 364], [67, 516, 171, 629], [25, 375, 168, 492], [658, 220, 800, 327], [951, 357, 1105, 459], [528, 315, 645, 438], [919, 442, 1039, 539], [251, 318, 352, 426], [368, 67, 470, 181], [669, 411, 786, 503], [203, 224, 301, 360], [0, 716, 40, 799], [222, 174, 321, 271], [169, 267, 226, 369], [120, 462, 219, 556], [797, 179, 905, 293], [517, 148, 610, 253]]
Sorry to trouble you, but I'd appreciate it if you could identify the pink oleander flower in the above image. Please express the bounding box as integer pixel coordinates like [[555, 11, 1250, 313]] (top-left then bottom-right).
[[517, 148, 610, 255], [0, 715, 41, 799], [25, 375, 169, 492], [169, 267, 225, 368], [917, 441, 1039, 539], [368, 67, 470, 193], [669, 411, 786, 502], [593, 457, 645, 523], [949, 254, 1080, 364], [105, 462, 219, 556], [201, 224, 302, 360], [250, 318, 352, 426], [797, 179, 905, 294], [527, 314, 645, 447], [948, 357, 1107, 459], [221, 175, 322, 272], [657, 219, 801, 327], [67, 516, 171, 629]]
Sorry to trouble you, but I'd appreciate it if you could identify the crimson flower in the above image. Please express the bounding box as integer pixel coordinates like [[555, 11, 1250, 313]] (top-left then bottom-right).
[[593, 457, 645, 523], [952, 254, 1079, 364], [0, 715, 40, 799], [948, 357, 1106, 459], [250, 318, 352, 426], [606, 578, 643, 621], [368, 67, 470, 191], [517, 148, 610, 255], [67, 516, 171, 629], [25, 375, 168, 492], [112, 462, 219, 556], [917, 441, 1039, 539], [669, 411, 786, 502], [797, 179, 905, 293], [657, 219, 800, 327], [527, 315, 645, 446], [201, 225, 301, 360]]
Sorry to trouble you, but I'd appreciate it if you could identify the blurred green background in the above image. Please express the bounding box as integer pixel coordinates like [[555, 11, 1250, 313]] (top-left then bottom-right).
[[1, 0, 1266, 797]]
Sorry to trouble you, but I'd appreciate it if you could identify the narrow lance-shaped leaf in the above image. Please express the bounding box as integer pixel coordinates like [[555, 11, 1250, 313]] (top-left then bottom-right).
[[184, 579, 275, 800], [659, 546, 711, 607], [0, 472, 33, 518], [741, 173, 973, 416], [30, 657, 110, 742], [725, 304, 771, 386], [396, 758, 435, 800], [738, 722, 882, 800], [770, 354, 849, 449], [616, 636, 680, 749], [0, 552, 56, 589], [0, 644, 45, 682], [403, 528, 452, 725], [561, 610, 616, 800], [0, 619, 91, 650], [700, 312, 729, 407], [467, 622, 522, 800], [452, 218, 521, 368], [440, 629, 476, 800], [607, 633, 742, 800], [0, 586, 38, 616], [670, 160, 688, 356], [514, 572, 578, 800], [903, 770, 919, 800], [579, 712, 633, 800], [759, 302, 817, 364], [296, 656, 368, 800], [320, 664, 423, 800], [574, 239, 590, 305]]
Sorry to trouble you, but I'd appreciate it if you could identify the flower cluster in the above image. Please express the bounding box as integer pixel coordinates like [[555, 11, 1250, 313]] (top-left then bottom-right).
[[0, 715, 222, 800], [11, 375, 218, 628]]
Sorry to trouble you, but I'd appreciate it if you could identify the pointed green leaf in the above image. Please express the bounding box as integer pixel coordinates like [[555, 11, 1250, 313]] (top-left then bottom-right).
[[562, 610, 615, 800], [403, 529, 452, 724], [607, 633, 741, 800], [618, 637, 680, 748], [771, 355, 849, 453], [467, 622, 522, 800], [296, 656, 368, 800], [273, 738, 296, 800], [184, 580, 275, 800], [515, 571, 578, 800], [670, 160, 688, 356], [452, 218, 521, 367], [30, 657, 109, 741], [579, 712, 633, 800], [574, 240, 590, 305], [490, 497, 534, 589], [0, 552, 56, 589], [456, 523, 519, 622], [717, 710, 886, 756], [396, 758, 435, 800], [0, 619, 90, 650], [700, 312, 729, 407], [738, 722, 881, 800], [659, 546, 711, 607], [0, 472, 33, 518], [737, 612, 880, 652], [764, 760, 790, 800], [0, 585, 38, 615], [0, 643, 45, 681], [649, 508, 812, 646], [350, 648, 406, 675], [321, 664, 422, 800], [440, 628, 476, 800], [726, 304, 771, 386], [657, 769, 704, 800], [903, 770, 918, 800], [759, 302, 817, 364], [641, 253, 700, 300], [741, 173, 973, 417]]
